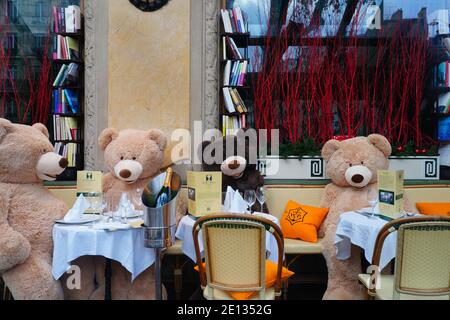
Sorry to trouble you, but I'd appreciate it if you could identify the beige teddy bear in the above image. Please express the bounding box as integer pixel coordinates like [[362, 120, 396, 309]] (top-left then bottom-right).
[[0, 118, 68, 300], [319, 134, 416, 300], [66, 128, 186, 300]]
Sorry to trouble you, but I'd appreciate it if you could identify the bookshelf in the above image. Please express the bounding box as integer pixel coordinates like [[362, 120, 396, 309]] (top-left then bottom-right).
[[51, 5, 84, 181], [427, 36, 450, 143], [218, 5, 253, 136]]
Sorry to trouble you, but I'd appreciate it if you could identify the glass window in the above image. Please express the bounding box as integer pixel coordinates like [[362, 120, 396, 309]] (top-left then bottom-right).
[[0, 0, 80, 124], [226, 0, 450, 152]]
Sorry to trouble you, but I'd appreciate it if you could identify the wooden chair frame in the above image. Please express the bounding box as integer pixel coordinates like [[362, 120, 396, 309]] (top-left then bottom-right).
[[193, 214, 284, 300], [368, 215, 450, 298]]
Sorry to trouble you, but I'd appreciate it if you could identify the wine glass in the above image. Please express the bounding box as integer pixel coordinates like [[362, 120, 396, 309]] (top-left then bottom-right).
[[255, 186, 266, 213], [368, 197, 378, 218], [244, 190, 256, 214], [132, 188, 144, 212], [105, 191, 121, 223]]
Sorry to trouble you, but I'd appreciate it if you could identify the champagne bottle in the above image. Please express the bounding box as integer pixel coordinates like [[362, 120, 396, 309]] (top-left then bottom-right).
[[155, 167, 173, 207], [141, 183, 158, 207]]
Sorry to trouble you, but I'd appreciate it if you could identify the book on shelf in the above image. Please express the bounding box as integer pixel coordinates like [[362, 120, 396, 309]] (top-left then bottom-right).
[[222, 114, 246, 136], [220, 8, 247, 33], [437, 92, 450, 114], [438, 116, 450, 141], [53, 89, 79, 114], [222, 87, 247, 114], [224, 37, 243, 60], [53, 35, 79, 60], [52, 115, 81, 141], [434, 61, 450, 87], [53, 63, 79, 87], [223, 60, 248, 86], [53, 5, 81, 33], [55, 142, 79, 168]]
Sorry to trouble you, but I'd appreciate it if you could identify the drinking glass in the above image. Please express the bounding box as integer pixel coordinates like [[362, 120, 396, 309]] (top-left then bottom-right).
[[255, 186, 266, 213], [244, 190, 256, 214], [131, 188, 144, 212], [104, 191, 121, 222], [368, 198, 378, 218]]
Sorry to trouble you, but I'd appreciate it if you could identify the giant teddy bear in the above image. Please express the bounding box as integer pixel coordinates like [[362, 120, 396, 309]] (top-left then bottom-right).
[[319, 134, 416, 300], [0, 118, 68, 300], [65, 127, 186, 300], [200, 131, 267, 212]]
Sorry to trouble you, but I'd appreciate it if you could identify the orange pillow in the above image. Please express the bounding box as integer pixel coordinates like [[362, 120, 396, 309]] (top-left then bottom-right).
[[280, 200, 329, 243], [416, 203, 450, 216], [195, 260, 294, 300]]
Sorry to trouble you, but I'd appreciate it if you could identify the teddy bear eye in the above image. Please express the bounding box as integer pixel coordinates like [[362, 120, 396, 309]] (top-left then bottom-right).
[[349, 163, 352, 167], [120, 156, 124, 160], [132, 157, 137, 160], [361, 161, 364, 165]]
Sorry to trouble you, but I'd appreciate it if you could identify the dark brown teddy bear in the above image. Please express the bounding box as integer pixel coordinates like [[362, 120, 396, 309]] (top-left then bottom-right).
[[200, 130, 267, 212]]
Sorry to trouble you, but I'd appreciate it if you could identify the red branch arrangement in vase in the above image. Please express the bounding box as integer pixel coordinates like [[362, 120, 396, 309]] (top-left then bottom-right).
[[252, 3, 432, 154]]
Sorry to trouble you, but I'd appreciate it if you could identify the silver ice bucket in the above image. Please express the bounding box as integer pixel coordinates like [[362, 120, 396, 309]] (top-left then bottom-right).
[[142, 170, 181, 248]]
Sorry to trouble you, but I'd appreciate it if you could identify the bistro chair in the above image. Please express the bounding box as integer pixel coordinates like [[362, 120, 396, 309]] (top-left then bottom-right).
[[193, 214, 284, 300], [359, 216, 450, 300]]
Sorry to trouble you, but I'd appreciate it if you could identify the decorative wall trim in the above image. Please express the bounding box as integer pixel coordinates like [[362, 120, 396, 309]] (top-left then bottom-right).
[[84, 0, 109, 170], [190, 0, 219, 132]]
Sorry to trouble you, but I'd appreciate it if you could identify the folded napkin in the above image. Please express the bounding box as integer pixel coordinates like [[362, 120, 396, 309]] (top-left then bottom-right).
[[222, 186, 248, 213], [64, 194, 91, 222]]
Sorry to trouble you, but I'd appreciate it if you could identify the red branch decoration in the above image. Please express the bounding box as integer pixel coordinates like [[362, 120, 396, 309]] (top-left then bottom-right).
[[252, 2, 432, 152], [0, 20, 52, 125]]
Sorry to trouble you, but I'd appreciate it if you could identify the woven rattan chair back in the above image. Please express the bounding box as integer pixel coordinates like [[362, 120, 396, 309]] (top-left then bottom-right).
[[394, 221, 450, 298], [193, 214, 284, 300], [370, 216, 450, 299]]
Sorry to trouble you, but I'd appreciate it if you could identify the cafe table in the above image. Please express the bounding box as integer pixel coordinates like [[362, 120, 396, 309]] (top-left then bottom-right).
[[52, 217, 154, 284], [334, 210, 419, 270], [175, 212, 281, 264]]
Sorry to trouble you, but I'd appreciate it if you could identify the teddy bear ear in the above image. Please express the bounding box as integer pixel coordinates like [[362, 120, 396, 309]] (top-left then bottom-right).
[[322, 139, 341, 161], [32, 123, 49, 138], [368, 134, 392, 157], [0, 118, 13, 141], [98, 127, 119, 151], [148, 129, 167, 151]]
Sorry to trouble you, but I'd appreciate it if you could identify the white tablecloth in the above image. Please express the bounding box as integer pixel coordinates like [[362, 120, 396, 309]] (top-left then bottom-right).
[[175, 212, 281, 264], [52, 224, 155, 281], [335, 211, 396, 270]]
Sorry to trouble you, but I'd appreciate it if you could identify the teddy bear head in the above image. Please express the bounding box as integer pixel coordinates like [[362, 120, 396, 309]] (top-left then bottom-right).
[[0, 118, 68, 183], [99, 128, 167, 183], [322, 134, 391, 188], [200, 130, 263, 191]]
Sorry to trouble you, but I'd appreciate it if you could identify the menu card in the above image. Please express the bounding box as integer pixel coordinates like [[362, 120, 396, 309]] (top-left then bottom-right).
[[378, 170, 404, 219], [187, 171, 222, 217], [76, 171, 103, 214]]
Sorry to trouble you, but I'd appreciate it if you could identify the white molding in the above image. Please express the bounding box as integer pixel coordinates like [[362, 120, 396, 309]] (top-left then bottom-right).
[[84, 0, 108, 170]]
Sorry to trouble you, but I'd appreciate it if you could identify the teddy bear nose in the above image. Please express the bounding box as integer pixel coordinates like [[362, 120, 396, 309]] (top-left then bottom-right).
[[59, 158, 68, 169], [352, 174, 364, 184], [228, 160, 240, 170], [120, 169, 132, 179]]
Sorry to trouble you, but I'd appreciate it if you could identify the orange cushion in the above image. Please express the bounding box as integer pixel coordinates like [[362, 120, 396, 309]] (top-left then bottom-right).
[[280, 200, 329, 243], [416, 203, 450, 216], [195, 260, 294, 300]]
